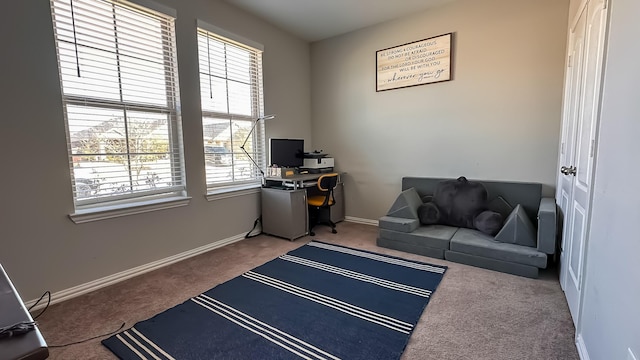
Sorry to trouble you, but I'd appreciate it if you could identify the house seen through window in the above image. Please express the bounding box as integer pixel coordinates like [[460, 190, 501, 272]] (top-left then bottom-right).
[[50, 0, 185, 209]]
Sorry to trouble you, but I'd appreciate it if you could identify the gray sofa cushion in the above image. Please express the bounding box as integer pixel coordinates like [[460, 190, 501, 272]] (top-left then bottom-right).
[[387, 205, 418, 220], [386, 187, 422, 220], [402, 177, 542, 223], [487, 195, 513, 219], [495, 204, 536, 247], [379, 225, 457, 250], [378, 216, 420, 233], [444, 251, 539, 278], [450, 228, 547, 268], [377, 237, 445, 259]]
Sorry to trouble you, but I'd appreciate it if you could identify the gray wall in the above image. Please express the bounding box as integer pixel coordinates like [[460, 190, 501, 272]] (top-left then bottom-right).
[[579, 0, 640, 358], [0, 0, 311, 301], [310, 0, 569, 221]]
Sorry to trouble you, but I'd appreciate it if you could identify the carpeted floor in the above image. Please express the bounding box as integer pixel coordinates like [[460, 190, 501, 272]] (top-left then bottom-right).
[[35, 222, 579, 360]]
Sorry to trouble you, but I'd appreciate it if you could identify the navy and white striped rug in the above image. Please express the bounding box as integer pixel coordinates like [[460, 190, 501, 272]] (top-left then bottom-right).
[[102, 241, 447, 359]]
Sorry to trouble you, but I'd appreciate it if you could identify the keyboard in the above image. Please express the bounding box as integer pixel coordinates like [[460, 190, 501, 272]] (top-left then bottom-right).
[[282, 181, 317, 188]]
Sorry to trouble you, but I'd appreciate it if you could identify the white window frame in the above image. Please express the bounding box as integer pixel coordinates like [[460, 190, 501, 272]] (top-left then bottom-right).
[[196, 21, 267, 200], [50, 0, 189, 222]]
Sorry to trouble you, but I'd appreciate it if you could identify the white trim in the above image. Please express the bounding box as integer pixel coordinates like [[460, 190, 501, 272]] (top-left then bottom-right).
[[196, 19, 264, 51], [69, 196, 192, 224], [25, 233, 246, 310], [206, 184, 261, 201], [345, 216, 378, 226], [576, 334, 591, 360], [570, 0, 589, 31]]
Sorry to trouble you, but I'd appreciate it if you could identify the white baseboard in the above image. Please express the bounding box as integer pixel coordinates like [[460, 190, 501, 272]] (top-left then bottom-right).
[[576, 333, 591, 360], [25, 233, 246, 310], [345, 216, 378, 226]]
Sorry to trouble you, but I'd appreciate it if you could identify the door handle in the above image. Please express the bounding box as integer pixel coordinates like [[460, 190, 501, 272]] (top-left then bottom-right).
[[560, 166, 577, 176]]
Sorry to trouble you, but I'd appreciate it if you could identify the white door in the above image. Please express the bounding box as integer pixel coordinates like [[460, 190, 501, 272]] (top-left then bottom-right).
[[558, 0, 608, 325]]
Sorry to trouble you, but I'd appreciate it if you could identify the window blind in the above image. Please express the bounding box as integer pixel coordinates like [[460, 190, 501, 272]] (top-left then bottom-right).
[[196, 27, 266, 189], [50, 0, 185, 208]]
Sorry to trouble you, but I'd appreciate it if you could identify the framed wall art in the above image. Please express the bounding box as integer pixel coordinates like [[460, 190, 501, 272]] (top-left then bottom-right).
[[376, 33, 453, 92]]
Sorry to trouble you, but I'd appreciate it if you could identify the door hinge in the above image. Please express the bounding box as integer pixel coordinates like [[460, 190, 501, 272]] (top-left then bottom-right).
[[561, 142, 565, 154], [590, 139, 596, 157], [568, 55, 572, 68], [603, 0, 608, 10]]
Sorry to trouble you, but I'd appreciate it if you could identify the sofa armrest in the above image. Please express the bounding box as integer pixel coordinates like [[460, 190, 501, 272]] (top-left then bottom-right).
[[537, 197, 557, 254]]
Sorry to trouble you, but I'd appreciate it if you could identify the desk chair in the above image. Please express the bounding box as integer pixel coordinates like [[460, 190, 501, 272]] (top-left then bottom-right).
[[307, 173, 339, 236]]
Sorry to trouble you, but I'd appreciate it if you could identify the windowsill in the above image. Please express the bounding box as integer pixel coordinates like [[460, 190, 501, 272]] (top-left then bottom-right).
[[206, 183, 262, 201], [69, 195, 192, 224]]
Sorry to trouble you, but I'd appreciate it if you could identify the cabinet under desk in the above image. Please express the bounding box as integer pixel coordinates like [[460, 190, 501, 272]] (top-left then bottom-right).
[[261, 173, 345, 240]]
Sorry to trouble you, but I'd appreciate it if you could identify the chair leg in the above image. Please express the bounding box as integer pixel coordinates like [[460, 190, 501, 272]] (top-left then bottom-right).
[[330, 220, 337, 234], [308, 206, 337, 236], [308, 206, 318, 237]]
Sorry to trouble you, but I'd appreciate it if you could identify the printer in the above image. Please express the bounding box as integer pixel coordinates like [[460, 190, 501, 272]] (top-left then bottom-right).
[[302, 151, 334, 173]]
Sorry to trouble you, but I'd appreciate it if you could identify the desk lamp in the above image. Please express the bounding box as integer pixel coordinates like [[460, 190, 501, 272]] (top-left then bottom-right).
[[240, 114, 275, 177]]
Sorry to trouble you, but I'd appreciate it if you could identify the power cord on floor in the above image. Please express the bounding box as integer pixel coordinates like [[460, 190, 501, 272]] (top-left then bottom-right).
[[22, 290, 126, 348], [28, 290, 51, 320], [0, 290, 51, 340], [49, 322, 126, 348], [245, 216, 262, 238]]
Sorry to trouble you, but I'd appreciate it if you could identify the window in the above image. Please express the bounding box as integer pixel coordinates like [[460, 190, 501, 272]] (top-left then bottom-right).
[[50, 0, 185, 211], [197, 24, 266, 192]]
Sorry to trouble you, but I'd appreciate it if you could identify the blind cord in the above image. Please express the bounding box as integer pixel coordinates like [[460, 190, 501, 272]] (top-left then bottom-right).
[[69, 0, 81, 77]]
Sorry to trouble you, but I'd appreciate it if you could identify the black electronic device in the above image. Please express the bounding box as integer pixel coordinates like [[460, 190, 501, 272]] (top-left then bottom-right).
[[304, 150, 329, 159], [270, 139, 304, 168]]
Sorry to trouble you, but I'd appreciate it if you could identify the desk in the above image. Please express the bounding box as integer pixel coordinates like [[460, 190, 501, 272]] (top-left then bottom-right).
[[0, 264, 49, 360], [262, 173, 344, 240], [264, 173, 328, 189]]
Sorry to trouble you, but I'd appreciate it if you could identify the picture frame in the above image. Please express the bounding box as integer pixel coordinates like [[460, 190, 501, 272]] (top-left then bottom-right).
[[376, 33, 453, 92]]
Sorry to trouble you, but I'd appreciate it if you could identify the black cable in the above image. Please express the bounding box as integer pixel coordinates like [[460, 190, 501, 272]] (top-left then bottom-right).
[[0, 321, 36, 339], [49, 322, 126, 348], [24, 290, 125, 347], [245, 216, 262, 238], [27, 290, 51, 320]]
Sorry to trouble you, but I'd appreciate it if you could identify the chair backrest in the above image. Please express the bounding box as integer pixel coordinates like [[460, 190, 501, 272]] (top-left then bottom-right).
[[315, 173, 339, 206]]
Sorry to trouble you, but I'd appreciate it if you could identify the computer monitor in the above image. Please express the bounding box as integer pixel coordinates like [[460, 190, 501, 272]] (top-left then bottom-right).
[[270, 138, 304, 168]]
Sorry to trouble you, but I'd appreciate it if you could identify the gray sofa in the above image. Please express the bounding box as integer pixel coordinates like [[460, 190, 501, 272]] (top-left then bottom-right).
[[377, 177, 557, 278]]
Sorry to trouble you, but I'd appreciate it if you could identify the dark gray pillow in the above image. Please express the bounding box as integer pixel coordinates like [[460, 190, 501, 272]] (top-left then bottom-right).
[[433, 176, 488, 229], [474, 210, 504, 236], [418, 202, 440, 225]]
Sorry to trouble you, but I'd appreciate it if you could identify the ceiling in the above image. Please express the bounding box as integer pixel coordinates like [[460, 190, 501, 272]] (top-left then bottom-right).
[[223, 0, 458, 42]]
